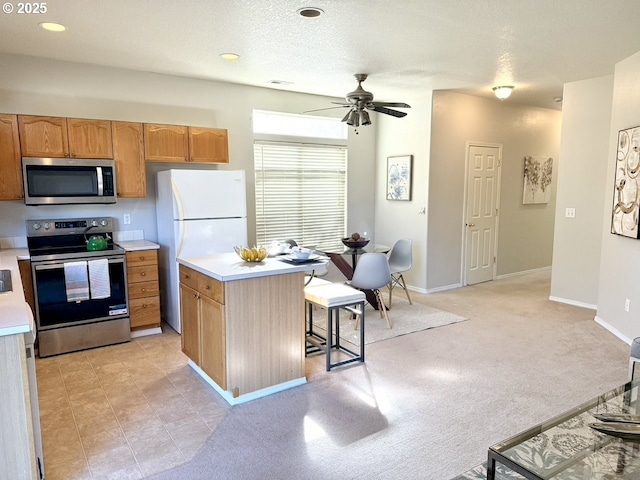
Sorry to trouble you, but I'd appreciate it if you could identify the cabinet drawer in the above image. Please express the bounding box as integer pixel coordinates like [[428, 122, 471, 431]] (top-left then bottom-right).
[[130, 296, 161, 328], [128, 280, 159, 300], [127, 265, 158, 284], [198, 276, 224, 304], [126, 250, 158, 267], [179, 265, 199, 291]]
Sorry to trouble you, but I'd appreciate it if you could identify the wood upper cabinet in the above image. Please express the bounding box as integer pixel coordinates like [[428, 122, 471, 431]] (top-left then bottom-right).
[[0, 114, 24, 200], [144, 124, 189, 162], [67, 118, 113, 158], [189, 127, 229, 164], [18, 115, 69, 157], [18, 115, 113, 158], [145, 124, 229, 164], [112, 122, 146, 198]]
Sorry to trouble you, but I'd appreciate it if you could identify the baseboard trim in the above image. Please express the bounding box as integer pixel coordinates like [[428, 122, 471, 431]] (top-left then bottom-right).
[[495, 265, 551, 280], [188, 360, 307, 406], [130, 326, 163, 338], [548, 296, 597, 310], [594, 315, 633, 345], [426, 283, 463, 294]]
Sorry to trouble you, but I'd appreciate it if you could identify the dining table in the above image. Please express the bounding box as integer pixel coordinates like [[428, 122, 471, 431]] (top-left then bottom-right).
[[320, 243, 390, 309]]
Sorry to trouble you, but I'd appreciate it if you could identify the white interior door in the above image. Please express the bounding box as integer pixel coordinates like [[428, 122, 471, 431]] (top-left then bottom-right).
[[464, 145, 501, 285]]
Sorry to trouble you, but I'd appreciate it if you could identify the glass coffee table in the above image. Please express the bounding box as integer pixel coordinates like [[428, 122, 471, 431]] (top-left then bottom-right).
[[488, 380, 640, 479]]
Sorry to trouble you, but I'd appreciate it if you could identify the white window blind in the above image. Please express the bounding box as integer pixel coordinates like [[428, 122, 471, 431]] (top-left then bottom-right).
[[254, 141, 347, 250]]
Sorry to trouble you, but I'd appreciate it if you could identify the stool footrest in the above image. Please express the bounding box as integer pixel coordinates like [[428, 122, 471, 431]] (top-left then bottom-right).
[[342, 306, 362, 316]]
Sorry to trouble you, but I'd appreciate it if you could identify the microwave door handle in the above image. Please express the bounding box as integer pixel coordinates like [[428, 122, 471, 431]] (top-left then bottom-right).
[[96, 167, 104, 196]]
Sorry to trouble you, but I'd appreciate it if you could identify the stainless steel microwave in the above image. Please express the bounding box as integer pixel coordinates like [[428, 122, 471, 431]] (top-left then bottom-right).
[[22, 157, 117, 205]]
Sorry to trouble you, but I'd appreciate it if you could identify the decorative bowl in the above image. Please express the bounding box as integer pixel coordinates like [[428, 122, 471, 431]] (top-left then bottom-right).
[[341, 237, 370, 248], [291, 247, 312, 259], [234, 246, 268, 262]]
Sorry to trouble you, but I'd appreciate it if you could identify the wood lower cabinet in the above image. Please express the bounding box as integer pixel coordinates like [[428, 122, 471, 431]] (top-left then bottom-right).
[[0, 114, 23, 200], [112, 121, 146, 198], [18, 260, 35, 315], [126, 250, 161, 330], [179, 283, 201, 364], [18, 115, 114, 159]]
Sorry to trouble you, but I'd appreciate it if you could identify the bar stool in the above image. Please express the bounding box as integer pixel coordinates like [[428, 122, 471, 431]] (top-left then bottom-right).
[[629, 337, 640, 381], [304, 283, 366, 371]]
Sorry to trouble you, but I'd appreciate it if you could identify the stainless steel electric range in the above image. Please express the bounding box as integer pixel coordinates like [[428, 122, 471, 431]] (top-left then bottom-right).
[[27, 217, 130, 357]]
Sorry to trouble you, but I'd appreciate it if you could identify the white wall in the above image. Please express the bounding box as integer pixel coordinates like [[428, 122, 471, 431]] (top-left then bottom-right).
[[596, 50, 640, 343], [550, 76, 613, 309], [0, 53, 376, 245], [428, 91, 562, 290], [374, 94, 432, 292]]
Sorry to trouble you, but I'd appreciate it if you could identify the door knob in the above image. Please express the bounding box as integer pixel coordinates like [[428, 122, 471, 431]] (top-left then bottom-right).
[[466, 223, 476, 227]]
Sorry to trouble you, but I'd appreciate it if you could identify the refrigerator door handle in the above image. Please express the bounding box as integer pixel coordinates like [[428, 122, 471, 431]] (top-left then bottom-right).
[[171, 178, 186, 221]]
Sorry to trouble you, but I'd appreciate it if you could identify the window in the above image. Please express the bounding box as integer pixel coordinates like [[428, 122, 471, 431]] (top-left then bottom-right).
[[254, 141, 347, 250], [253, 109, 347, 139]]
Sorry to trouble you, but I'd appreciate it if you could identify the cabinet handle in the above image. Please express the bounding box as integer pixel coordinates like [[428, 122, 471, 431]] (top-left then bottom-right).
[[185, 275, 190, 279], [205, 285, 210, 290], [143, 304, 147, 308], [141, 272, 146, 276], [139, 256, 145, 260], [142, 288, 147, 293]]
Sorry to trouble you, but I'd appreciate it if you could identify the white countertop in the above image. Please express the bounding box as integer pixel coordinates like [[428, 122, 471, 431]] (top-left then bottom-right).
[[0, 249, 32, 337], [116, 240, 160, 251], [178, 252, 327, 282]]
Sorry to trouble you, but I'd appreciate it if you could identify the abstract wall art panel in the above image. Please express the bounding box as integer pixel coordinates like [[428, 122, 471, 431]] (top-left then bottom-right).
[[611, 125, 640, 238], [523, 156, 553, 204]]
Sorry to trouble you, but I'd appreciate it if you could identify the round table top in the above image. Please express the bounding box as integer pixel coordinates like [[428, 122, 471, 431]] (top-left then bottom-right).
[[321, 243, 390, 255]]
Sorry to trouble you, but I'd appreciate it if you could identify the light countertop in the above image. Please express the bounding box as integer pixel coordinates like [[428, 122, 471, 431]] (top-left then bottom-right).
[[178, 252, 327, 282], [116, 240, 160, 251], [0, 249, 32, 337]]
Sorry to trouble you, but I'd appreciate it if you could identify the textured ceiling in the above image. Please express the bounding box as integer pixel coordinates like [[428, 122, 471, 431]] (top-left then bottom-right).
[[1, 0, 640, 111]]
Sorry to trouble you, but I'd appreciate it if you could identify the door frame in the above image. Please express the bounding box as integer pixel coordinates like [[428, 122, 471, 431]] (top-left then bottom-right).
[[461, 142, 503, 286]]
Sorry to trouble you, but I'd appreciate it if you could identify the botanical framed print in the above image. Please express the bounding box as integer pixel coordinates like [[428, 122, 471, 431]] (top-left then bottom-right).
[[523, 156, 553, 204], [386, 155, 412, 201], [611, 125, 640, 238]]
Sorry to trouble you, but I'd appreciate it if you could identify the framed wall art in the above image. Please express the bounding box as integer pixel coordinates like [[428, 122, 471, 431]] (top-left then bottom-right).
[[611, 125, 640, 238], [386, 155, 413, 201], [523, 156, 553, 204]]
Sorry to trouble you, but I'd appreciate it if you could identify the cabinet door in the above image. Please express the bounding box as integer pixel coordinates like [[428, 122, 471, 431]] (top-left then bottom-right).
[[200, 295, 226, 389], [144, 124, 189, 162], [188, 127, 229, 164], [18, 115, 69, 157], [129, 297, 161, 328], [0, 114, 24, 200], [67, 118, 113, 158], [113, 122, 146, 198], [180, 283, 201, 364]]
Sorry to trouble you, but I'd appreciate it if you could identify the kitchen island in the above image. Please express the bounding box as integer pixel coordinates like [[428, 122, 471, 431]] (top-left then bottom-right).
[[178, 253, 325, 405]]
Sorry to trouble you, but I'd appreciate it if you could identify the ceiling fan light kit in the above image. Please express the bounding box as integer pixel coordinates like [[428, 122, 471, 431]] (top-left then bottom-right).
[[305, 73, 410, 128], [493, 85, 514, 100]]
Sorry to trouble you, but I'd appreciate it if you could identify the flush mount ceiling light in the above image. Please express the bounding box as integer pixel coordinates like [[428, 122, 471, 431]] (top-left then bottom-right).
[[219, 53, 240, 61], [268, 80, 294, 85], [493, 85, 514, 100], [39, 22, 66, 32], [297, 7, 324, 18]]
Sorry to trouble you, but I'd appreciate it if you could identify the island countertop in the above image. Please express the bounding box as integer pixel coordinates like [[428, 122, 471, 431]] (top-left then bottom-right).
[[178, 252, 327, 282]]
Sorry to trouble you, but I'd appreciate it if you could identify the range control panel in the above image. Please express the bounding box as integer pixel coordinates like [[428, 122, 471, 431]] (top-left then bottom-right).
[[26, 217, 114, 236]]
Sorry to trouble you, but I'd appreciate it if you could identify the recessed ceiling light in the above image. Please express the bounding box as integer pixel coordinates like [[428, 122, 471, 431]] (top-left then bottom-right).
[[220, 53, 240, 61], [297, 7, 324, 18], [39, 22, 66, 32]]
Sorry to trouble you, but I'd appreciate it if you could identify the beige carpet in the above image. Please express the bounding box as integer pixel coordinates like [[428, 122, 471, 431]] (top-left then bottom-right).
[[310, 296, 468, 346]]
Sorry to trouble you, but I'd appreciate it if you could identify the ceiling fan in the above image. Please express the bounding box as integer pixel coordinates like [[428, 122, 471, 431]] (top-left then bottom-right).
[[305, 74, 411, 127]]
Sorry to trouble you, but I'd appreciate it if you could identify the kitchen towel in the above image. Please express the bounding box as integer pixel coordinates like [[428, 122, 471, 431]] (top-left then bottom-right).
[[88, 259, 111, 299], [64, 261, 90, 302]]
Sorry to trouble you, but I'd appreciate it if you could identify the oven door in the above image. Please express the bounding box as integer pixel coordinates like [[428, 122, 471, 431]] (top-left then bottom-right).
[[32, 255, 128, 330]]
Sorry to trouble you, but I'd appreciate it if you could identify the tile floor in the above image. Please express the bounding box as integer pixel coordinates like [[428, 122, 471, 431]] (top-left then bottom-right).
[[36, 327, 230, 480]]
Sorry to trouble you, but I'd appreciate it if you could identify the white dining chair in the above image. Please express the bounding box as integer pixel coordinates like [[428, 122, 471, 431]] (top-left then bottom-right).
[[349, 252, 392, 329], [387, 239, 413, 307]]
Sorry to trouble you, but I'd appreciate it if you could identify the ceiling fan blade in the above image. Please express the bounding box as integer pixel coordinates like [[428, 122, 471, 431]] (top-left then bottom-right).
[[331, 102, 351, 106], [371, 106, 408, 118], [303, 106, 350, 113], [372, 102, 411, 109]]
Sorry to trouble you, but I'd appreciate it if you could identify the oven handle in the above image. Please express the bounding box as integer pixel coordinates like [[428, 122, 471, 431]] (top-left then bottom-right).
[[33, 257, 125, 271]]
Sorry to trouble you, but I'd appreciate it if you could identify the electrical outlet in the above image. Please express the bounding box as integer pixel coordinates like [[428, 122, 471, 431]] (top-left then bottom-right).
[[626, 299, 631, 312], [123, 213, 131, 225], [565, 208, 576, 218]]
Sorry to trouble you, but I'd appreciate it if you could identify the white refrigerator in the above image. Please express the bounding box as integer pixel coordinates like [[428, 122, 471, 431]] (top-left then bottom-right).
[[156, 169, 248, 333]]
